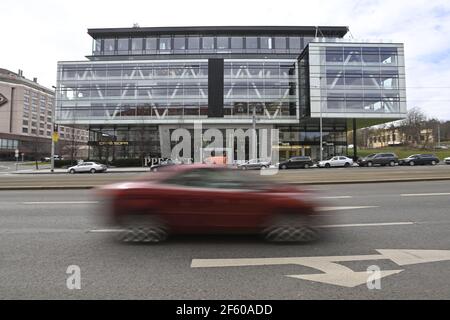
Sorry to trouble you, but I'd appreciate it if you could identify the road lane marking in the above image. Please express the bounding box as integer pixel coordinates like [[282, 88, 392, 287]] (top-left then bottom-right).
[[191, 249, 450, 287], [401, 193, 450, 197], [0, 228, 85, 234], [318, 206, 378, 211], [87, 229, 124, 233], [318, 196, 353, 199], [319, 222, 414, 228], [22, 201, 99, 204]]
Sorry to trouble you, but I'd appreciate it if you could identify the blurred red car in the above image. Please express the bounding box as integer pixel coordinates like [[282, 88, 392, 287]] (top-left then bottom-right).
[[96, 165, 321, 243]]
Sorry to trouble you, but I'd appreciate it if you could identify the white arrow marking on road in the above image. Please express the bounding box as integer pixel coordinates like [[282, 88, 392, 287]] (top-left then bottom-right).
[[191, 249, 450, 287], [287, 270, 404, 288], [376, 249, 450, 266]]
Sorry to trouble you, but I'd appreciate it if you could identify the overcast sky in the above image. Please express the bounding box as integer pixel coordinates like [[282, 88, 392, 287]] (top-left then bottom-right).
[[1, 0, 449, 119]]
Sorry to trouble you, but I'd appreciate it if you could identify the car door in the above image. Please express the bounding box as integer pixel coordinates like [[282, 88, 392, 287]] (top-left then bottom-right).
[[338, 156, 348, 166], [330, 156, 339, 167]]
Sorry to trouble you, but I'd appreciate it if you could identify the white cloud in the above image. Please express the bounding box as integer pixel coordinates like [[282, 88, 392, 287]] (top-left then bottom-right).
[[1, 0, 449, 119]]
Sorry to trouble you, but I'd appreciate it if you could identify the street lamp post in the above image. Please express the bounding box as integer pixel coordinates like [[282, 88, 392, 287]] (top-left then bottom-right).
[[51, 85, 57, 173]]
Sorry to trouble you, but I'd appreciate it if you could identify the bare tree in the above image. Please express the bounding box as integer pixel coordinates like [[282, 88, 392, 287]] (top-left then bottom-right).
[[398, 107, 428, 147]]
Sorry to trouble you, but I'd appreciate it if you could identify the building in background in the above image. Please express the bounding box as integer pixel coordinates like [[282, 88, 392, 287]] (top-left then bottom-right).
[[0, 68, 88, 160], [366, 127, 434, 148], [55, 26, 407, 162]]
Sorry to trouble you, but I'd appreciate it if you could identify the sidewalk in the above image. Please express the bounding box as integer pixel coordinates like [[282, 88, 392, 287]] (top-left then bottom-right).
[[12, 167, 150, 174]]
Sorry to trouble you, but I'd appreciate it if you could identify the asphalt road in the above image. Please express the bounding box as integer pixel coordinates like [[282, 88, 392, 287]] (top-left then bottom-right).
[[0, 180, 449, 299], [1, 164, 450, 188]]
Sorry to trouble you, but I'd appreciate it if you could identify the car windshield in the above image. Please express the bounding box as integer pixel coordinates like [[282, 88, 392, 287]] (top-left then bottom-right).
[[366, 154, 376, 158], [407, 155, 419, 158]]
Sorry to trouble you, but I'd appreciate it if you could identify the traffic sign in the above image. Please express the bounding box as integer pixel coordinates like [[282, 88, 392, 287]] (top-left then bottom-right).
[[52, 132, 59, 142]]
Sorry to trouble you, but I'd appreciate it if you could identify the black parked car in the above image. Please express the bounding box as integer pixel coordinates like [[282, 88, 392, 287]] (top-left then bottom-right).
[[357, 153, 398, 167], [398, 154, 439, 166], [278, 156, 314, 169]]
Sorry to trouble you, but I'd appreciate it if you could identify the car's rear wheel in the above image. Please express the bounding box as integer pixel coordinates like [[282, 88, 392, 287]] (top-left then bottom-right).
[[69, 169, 76, 174], [262, 215, 319, 243], [389, 161, 395, 166], [260, 165, 267, 170], [117, 215, 168, 244], [303, 163, 310, 169], [344, 162, 350, 168], [431, 160, 437, 165], [90, 168, 96, 173]]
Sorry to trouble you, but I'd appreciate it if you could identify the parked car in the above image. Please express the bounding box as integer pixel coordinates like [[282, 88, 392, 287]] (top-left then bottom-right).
[[357, 153, 398, 167], [238, 159, 271, 170], [444, 157, 450, 165], [398, 154, 439, 166], [68, 162, 107, 174], [42, 155, 63, 162], [318, 156, 353, 168], [96, 165, 321, 243], [278, 156, 314, 169]]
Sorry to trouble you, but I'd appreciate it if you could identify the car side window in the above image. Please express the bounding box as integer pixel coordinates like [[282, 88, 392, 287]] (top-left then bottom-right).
[[339, 157, 346, 160]]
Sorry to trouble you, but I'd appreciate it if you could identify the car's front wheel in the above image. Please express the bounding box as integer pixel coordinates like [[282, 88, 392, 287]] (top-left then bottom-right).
[[325, 163, 331, 168], [262, 215, 319, 243], [281, 164, 287, 170], [367, 161, 373, 167], [69, 169, 76, 174], [409, 161, 415, 166]]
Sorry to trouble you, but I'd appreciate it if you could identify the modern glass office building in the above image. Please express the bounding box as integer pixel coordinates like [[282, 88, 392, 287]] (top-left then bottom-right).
[[56, 26, 406, 162]]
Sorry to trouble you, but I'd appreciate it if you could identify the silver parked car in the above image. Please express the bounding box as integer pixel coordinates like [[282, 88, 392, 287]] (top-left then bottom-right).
[[318, 156, 354, 168], [68, 162, 107, 174], [237, 159, 271, 170], [444, 157, 450, 165]]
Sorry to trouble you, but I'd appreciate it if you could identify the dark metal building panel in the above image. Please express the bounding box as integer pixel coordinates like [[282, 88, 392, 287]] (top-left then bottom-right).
[[208, 58, 224, 118]]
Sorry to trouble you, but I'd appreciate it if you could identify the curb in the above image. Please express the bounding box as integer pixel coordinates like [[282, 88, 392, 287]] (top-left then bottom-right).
[[1, 176, 450, 190]]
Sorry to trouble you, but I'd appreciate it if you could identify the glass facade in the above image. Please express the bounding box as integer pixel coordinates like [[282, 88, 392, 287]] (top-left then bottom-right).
[[56, 59, 298, 122], [91, 35, 315, 56], [223, 60, 297, 118], [308, 42, 406, 117], [57, 27, 407, 161]]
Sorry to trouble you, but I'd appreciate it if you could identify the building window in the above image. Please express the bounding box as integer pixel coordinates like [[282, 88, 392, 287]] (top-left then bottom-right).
[[23, 120, 28, 126], [245, 37, 258, 50], [22, 127, 28, 133], [145, 38, 157, 53], [131, 38, 143, 53], [159, 37, 172, 51], [187, 37, 200, 52], [288, 37, 302, 50], [117, 38, 129, 54], [202, 37, 214, 50], [173, 37, 186, 53], [231, 37, 243, 50], [260, 37, 272, 50], [216, 37, 229, 51], [104, 38, 115, 53], [274, 37, 287, 50]]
